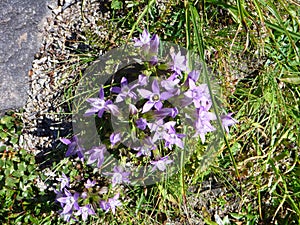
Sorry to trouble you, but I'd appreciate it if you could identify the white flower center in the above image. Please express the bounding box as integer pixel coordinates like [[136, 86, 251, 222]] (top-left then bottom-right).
[[156, 161, 165, 171], [113, 173, 123, 184], [66, 197, 75, 206], [150, 93, 160, 102], [93, 99, 105, 108]]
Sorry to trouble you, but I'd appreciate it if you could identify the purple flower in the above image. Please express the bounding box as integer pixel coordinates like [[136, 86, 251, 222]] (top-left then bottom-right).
[[194, 107, 216, 143], [60, 135, 84, 161], [133, 29, 159, 56], [81, 192, 88, 199], [161, 78, 180, 95], [169, 50, 187, 77], [84, 179, 96, 189], [61, 213, 76, 222], [86, 145, 107, 168], [186, 70, 200, 83], [154, 107, 178, 119], [150, 55, 158, 65], [133, 137, 156, 157], [149, 34, 159, 55], [129, 103, 138, 115], [99, 200, 109, 212], [111, 77, 138, 103], [134, 29, 151, 48], [221, 113, 238, 133], [150, 156, 173, 172], [184, 79, 212, 110], [147, 120, 176, 143], [110, 132, 122, 147], [56, 189, 80, 215], [164, 127, 185, 149], [74, 204, 95, 221], [138, 74, 149, 86], [54, 189, 65, 208], [100, 193, 122, 214], [57, 173, 70, 191], [138, 79, 173, 113], [136, 118, 147, 130], [105, 166, 130, 187], [84, 87, 120, 118]]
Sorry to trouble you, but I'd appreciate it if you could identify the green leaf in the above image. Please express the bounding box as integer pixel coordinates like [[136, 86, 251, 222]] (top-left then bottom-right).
[[280, 77, 300, 85], [10, 137, 18, 145], [230, 212, 245, 219], [18, 161, 27, 172], [111, 0, 123, 10], [12, 170, 24, 178], [0, 132, 7, 139], [5, 176, 18, 188], [27, 164, 35, 173]]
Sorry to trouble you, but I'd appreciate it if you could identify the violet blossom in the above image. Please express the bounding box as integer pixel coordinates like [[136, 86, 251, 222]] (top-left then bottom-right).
[[221, 113, 238, 133], [194, 106, 217, 143], [84, 87, 120, 118], [138, 74, 149, 86], [168, 50, 187, 78], [186, 70, 200, 84], [184, 79, 212, 110], [100, 193, 122, 214], [161, 78, 181, 95], [154, 107, 178, 119], [60, 135, 84, 161], [111, 77, 138, 103], [134, 29, 159, 56], [86, 145, 107, 168], [133, 137, 156, 157], [133, 29, 151, 48], [56, 189, 80, 215], [150, 156, 173, 172], [105, 166, 130, 187], [138, 79, 173, 113], [147, 120, 176, 143], [74, 204, 95, 221], [84, 179, 96, 189], [136, 118, 147, 130], [110, 132, 122, 147], [164, 126, 185, 149], [129, 103, 138, 115], [57, 173, 70, 191]]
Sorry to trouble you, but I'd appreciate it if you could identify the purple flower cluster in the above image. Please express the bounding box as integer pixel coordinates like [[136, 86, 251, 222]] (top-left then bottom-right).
[[57, 29, 237, 222], [55, 173, 124, 222]]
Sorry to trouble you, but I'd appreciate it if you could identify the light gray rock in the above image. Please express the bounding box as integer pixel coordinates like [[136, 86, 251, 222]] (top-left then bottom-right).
[[0, 0, 51, 113]]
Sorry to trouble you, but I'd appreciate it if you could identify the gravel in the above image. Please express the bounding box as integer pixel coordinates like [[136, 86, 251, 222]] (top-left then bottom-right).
[[20, 0, 111, 157]]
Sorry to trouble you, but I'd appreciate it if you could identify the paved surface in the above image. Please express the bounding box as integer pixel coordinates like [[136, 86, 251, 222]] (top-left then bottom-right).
[[0, 0, 50, 114]]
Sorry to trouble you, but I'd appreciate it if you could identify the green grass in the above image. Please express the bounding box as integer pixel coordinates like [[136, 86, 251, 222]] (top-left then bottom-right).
[[0, 0, 299, 224]]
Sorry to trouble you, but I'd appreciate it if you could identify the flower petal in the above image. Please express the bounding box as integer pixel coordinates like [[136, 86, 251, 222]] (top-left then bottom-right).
[[152, 79, 160, 93], [142, 101, 155, 113], [138, 88, 152, 98], [60, 138, 71, 145]]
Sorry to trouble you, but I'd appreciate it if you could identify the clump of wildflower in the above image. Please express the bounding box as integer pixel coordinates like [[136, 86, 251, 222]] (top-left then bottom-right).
[[55, 29, 237, 222]]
